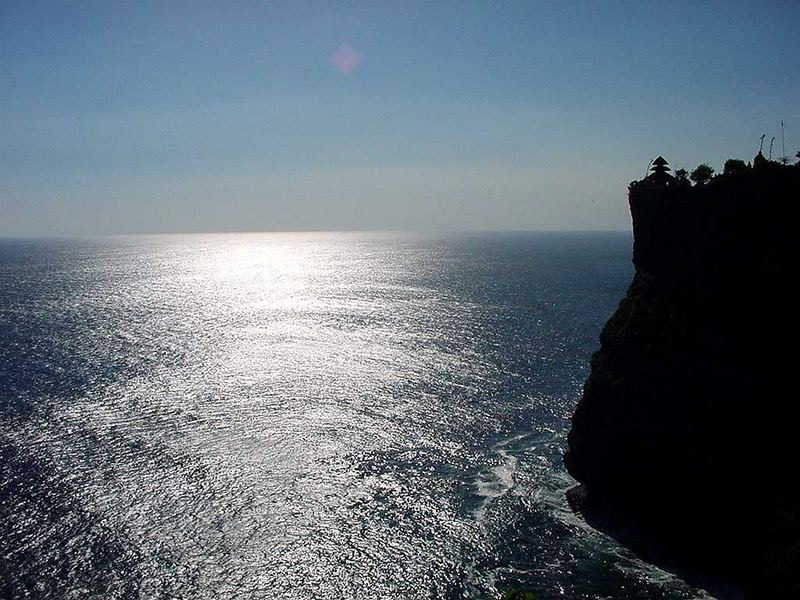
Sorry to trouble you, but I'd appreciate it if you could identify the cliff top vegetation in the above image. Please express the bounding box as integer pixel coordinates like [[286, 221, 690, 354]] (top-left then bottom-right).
[[631, 149, 800, 193]]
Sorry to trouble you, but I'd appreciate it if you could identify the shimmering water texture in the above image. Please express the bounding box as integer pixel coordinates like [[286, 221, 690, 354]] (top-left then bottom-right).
[[1, 233, 709, 599]]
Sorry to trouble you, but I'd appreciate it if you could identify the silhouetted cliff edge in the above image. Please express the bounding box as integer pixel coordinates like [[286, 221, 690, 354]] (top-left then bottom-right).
[[565, 159, 800, 598]]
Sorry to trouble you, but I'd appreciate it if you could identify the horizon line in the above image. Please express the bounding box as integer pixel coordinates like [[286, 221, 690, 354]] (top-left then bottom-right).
[[0, 227, 632, 240]]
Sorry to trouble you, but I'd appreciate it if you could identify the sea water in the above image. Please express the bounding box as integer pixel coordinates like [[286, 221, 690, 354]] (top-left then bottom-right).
[[0, 232, 709, 599]]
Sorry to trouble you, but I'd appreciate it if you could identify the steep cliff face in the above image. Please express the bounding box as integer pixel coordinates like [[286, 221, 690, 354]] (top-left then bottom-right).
[[565, 162, 800, 598]]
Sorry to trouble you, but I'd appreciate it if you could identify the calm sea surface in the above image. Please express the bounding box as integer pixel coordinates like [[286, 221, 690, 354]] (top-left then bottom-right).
[[1, 232, 707, 599]]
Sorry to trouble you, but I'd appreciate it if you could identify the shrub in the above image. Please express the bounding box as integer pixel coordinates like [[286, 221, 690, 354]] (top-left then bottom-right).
[[723, 159, 748, 176], [690, 164, 714, 186]]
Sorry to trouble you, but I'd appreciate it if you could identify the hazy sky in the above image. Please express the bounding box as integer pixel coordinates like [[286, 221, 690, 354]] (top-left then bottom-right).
[[2, 1, 798, 236]]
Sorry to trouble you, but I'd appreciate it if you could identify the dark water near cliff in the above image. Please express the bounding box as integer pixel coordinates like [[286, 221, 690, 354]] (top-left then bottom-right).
[[0, 232, 709, 599]]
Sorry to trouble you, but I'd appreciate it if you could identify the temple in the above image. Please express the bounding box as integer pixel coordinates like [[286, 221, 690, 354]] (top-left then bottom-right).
[[646, 156, 675, 186]]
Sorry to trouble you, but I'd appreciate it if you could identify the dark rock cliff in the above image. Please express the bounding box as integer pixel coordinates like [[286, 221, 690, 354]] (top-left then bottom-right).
[[565, 160, 800, 598]]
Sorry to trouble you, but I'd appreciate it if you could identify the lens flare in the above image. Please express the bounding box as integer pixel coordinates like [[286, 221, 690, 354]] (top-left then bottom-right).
[[330, 44, 362, 75]]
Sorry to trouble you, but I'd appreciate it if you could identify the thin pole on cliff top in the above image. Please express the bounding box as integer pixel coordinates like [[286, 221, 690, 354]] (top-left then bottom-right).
[[781, 121, 786, 164]]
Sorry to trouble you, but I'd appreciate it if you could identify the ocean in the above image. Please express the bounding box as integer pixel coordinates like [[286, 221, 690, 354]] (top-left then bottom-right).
[[0, 232, 707, 599]]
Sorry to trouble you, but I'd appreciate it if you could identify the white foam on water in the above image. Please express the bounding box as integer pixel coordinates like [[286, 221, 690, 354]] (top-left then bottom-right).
[[463, 433, 527, 597], [472, 432, 530, 522]]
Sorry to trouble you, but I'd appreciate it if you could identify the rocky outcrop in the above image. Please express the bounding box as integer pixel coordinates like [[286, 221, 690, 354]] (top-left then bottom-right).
[[565, 159, 800, 598]]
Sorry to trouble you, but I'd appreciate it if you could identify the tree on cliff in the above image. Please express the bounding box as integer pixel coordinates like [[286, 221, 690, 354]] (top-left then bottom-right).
[[674, 168, 691, 188], [690, 164, 714, 186], [723, 159, 748, 176]]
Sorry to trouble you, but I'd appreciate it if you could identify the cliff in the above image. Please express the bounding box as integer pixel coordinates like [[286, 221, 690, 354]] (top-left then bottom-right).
[[565, 159, 800, 598]]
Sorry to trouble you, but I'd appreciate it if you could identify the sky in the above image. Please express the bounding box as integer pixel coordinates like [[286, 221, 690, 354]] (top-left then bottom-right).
[[1, 1, 798, 236]]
